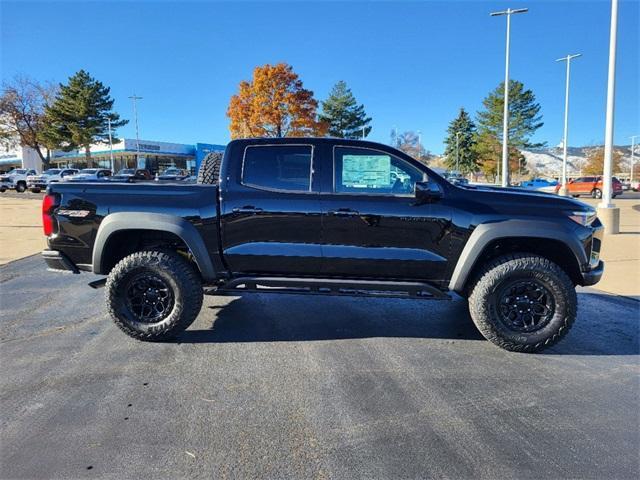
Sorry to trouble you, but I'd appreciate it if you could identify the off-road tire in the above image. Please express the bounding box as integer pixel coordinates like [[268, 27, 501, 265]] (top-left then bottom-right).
[[15, 182, 26, 193], [591, 188, 602, 199], [0, 187, 6, 193], [468, 253, 577, 353], [197, 151, 223, 185], [106, 250, 203, 341]]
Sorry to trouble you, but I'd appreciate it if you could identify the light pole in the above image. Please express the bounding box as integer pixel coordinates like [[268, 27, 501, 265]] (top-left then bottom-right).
[[556, 53, 582, 196], [630, 135, 639, 185], [107, 118, 114, 172], [597, 0, 620, 234], [455, 131, 461, 172], [128, 94, 143, 166], [491, 7, 528, 187]]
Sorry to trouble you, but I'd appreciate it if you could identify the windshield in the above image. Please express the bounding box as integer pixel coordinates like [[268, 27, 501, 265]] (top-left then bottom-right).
[[79, 169, 98, 174], [117, 169, 135, 175], [9, 169, 27, 175], [43, 169, 61, 175]]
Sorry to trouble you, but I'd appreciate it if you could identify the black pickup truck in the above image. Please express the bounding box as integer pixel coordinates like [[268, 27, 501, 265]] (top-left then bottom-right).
[[42, 138, 604, 352]]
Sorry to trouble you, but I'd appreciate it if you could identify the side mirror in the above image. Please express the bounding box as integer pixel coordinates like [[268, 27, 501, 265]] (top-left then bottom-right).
[[415, 181, 443, 204]]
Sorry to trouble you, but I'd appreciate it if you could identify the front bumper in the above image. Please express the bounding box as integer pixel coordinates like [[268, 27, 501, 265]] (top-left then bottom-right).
[[42, 249, 79, 274], [581, 260, 604, 286], [27, 182, 47, 189]]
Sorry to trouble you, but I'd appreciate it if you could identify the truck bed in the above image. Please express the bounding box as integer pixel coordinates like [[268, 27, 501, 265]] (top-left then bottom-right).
[[47, 182, 220, 272]]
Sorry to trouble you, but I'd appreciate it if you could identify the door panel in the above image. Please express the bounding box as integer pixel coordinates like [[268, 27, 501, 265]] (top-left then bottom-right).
[[220, 144, 322, 275], [320, 195, 450, 280], [320, 146, 451, 281]]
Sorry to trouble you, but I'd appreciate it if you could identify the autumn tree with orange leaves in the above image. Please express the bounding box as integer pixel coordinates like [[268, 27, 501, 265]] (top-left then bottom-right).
[[227, 63, 327, 138]]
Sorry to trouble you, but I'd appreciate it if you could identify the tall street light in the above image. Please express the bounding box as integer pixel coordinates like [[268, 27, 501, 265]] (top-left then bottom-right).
[[630, 135, 639, 185], [597, 0, 620, 234], [491, 7, 528, 187], [556, 53, 582, 196], [128, 94, 143, 166], [455, 131, 461, 172]]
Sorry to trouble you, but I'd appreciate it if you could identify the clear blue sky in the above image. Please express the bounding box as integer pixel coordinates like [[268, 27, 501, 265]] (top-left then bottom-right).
[[2, 0, 638, 153]]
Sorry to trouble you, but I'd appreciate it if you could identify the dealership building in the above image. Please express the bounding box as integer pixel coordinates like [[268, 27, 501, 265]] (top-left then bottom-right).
[[1, 138, 226, 175]]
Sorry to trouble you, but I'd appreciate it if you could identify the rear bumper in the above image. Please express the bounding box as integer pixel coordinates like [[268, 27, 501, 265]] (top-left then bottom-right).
[[581, 260, 604, 286], [42, 249, 80, 274]]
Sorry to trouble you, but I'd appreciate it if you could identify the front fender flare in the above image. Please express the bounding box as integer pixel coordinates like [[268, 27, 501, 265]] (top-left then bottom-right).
[[92, 212, 217, 281], [448, 219, 587, 293]]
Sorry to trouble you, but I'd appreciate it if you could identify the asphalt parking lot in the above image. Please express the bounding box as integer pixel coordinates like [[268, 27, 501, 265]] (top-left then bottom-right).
[[1, 255, 638, 479]]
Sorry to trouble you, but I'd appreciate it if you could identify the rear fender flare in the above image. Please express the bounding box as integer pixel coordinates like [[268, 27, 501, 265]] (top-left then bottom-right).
[[93, 212, 216, 281], [448, 219, 587, 293]]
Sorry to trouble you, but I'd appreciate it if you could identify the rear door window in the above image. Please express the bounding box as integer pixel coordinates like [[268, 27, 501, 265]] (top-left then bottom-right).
[[242, 145, 313, 192]]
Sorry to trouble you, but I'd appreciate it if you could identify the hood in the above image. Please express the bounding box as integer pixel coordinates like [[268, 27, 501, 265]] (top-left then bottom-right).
[[457, 184, 592, 211]]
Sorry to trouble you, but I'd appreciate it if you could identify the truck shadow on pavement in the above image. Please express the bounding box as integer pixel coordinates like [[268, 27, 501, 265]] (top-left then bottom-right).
[[174, 292, 639, 356]]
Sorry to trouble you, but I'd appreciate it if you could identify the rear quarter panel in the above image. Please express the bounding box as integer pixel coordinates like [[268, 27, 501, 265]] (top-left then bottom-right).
[[47, 182, 220, 271]]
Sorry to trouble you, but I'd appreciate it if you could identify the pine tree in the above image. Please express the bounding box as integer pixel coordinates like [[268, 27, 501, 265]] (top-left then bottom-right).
[[319, 81, 372, 139], [443, 108, 478, 174], [41, 70, 127, 166], [475, 80, 543, 179]]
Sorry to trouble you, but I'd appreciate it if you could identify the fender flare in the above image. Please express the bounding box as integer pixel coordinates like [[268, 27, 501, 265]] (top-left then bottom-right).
[[92, 212, 217, 281], [448, 219, 587, 293]]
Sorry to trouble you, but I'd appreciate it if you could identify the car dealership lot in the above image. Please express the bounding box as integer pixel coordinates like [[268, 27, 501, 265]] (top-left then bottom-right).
[[0, 255, 638, 479]]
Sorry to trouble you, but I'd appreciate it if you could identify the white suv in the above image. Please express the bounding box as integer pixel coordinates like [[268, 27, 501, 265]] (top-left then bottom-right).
[[27, 168, 79, 193], [0, 169, 38, 193]]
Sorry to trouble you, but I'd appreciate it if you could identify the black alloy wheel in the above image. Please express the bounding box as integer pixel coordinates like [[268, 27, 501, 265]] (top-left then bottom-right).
[[496, 279, 555, 333], [124, 271, 175, 323]]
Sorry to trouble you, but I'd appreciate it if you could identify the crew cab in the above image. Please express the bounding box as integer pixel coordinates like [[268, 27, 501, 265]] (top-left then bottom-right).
[[27, 168, 79, 193], [42, 138, 604, 352], [555, 176, 623, 198], [0, 168, 38, 193]]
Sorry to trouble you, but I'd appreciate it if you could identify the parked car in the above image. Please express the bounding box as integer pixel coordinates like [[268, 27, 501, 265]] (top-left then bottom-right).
[[631, 180, 640, 192], [157, 167, 189, 181], [110, 168, 153, 182], [42, 138, 604, 353], [554, 176, 623, 198], [63, 168, 112, 182], [0, 168, 38, 193], [520, 178, 558, 192], [26, 168, 79, 193]]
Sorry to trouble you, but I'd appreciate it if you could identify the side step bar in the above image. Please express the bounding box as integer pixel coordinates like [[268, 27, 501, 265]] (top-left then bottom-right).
[[212, 276, 450, 300]]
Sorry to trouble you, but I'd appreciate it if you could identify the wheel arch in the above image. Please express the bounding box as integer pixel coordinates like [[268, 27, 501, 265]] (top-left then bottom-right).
[[449, 220, 587, 294], [93, 212, 217, 281]]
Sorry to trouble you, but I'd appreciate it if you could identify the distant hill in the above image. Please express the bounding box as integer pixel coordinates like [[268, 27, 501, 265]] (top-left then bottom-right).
[[521, 145, 635, 177]]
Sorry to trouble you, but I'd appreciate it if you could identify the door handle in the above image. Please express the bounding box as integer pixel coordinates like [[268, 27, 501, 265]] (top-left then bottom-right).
[[329, 208, 360, 217], [232, 206, 264, 214]]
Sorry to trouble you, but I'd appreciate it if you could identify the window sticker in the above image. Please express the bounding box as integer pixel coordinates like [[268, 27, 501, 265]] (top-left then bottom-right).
[[342, 154, 391, 189]]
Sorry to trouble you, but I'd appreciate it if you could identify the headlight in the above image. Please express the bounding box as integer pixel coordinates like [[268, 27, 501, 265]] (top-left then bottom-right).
[[567, 209, 597, 226]]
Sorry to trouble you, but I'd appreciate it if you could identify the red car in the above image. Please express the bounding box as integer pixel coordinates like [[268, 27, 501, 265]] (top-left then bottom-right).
[[555, 176, 623, 198]]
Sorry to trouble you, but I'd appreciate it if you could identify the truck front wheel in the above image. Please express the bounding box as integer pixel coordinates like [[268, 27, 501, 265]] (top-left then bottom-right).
[[106, 250, 203, 341], [468, 254, 576, 352]]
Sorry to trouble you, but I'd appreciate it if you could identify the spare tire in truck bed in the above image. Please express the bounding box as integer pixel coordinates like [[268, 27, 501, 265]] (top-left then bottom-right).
[[197, 151, 223, 185]]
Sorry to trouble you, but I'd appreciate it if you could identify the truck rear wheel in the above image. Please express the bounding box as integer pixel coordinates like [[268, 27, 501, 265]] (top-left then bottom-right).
[[197, 151, 223, 185], [106, 250, 203, 341], [468, 254, 576, 352]]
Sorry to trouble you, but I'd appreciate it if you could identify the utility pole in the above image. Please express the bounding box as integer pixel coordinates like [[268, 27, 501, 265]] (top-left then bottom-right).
[[630, 135, 639, 185], [455, 131, 461, 172], [128, 94, 143, 165], [490, 7, 528, 187], [107, 118, 114, 172], [556, 53, 582, 196], [597, 0, 620, 234]]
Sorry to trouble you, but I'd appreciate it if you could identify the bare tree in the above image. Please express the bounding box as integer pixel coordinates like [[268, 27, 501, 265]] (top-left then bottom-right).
[[396, 131, 431, 164], [0, 75, 57, 168]]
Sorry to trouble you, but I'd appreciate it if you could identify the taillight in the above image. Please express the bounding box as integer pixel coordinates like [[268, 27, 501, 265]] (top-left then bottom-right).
[[42, 193, 59, 236]]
